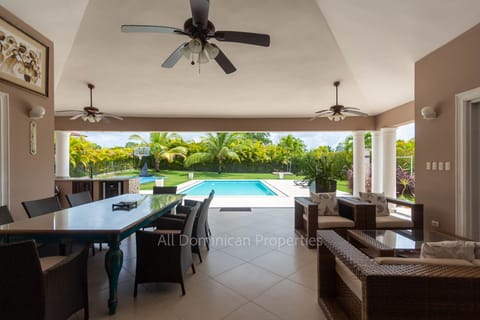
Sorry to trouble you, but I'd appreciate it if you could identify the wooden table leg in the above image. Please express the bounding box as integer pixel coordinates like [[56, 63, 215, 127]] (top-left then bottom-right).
[[105, 238, 123, 315]]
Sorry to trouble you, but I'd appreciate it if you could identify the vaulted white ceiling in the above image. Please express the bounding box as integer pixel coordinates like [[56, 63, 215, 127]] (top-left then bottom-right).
[[3, 0, 480, 118]]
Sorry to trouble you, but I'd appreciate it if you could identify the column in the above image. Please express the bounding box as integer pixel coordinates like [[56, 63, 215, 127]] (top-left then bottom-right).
[[381, 127, 397, 198], [55, 131, 70, 178], [371, 131, 382, 193], [352, 131, 365, 197]]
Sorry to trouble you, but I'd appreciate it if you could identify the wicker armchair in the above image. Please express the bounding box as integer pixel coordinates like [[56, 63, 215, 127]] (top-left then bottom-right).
[[134, 202, 200, 296], [317, 230, 480, 320], [0, 240, 89, 320], [374, 197, 423, 229], [294, 197, 376, 248]]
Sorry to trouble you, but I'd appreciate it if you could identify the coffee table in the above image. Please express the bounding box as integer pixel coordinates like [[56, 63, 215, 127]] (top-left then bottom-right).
[[347, 229, 460, 257]]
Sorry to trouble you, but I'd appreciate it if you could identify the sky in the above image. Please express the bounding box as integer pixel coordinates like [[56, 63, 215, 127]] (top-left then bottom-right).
[[81, 123, 414, 150]]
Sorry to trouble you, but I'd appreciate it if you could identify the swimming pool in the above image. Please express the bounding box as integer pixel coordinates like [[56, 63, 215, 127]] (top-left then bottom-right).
[[138, 176, 157, 184], [182, 180, 277, 196]]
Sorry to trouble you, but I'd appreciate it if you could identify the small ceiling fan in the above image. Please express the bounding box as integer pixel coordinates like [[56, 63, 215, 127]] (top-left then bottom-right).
[[312, 81, 368, 122], [56, 83, 123, 123], [121, 0, 270, 74]]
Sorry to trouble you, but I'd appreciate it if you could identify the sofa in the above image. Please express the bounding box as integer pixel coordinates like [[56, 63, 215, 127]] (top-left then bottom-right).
[[317, 230, 480, 320]]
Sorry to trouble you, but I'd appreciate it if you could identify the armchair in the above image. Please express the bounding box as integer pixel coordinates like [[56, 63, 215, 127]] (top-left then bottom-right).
[[375, 197, 423, 230], [294, 196, 376, 248]]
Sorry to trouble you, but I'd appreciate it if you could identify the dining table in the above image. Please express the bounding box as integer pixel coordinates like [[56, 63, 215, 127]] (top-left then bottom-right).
[[0, 193, 184, 315]]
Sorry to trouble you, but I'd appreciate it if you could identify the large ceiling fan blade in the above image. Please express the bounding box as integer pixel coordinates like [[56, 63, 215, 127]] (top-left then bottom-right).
[[212, 44, 236, 74], [214, 31, 270, 47], [162, 42, 188, 68], [121, 25, 187, 35], [343, 107, 360, 111], [69, 114, 83, 120], [190, 0, 209, 29], [315, 109, 331, 114], [344, 110, 368, 116], [102, 113, 124, 120]]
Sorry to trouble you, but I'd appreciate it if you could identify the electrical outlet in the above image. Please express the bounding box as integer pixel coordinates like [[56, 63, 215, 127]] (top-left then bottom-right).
[[431, 220, 440, 228]]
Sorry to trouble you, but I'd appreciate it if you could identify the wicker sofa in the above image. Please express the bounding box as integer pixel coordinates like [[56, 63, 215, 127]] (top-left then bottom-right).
[[294, 197, 376, 248], [317, 230, 480, 320]]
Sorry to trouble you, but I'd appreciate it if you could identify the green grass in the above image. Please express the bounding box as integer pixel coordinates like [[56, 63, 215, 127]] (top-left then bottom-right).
[[114, 169, 305, 190], [111, 169, 352, 193]]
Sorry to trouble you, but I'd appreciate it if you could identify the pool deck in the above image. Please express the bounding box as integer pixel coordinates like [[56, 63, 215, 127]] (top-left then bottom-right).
[[140, 179, 350, 208]]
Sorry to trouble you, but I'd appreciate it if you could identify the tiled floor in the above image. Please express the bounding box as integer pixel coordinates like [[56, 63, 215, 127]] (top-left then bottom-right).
[[76, 208, 326, 320]]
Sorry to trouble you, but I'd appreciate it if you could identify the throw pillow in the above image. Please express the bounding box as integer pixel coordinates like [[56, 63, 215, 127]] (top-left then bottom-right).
[[359, 192, 389, 217], [310, 192, 339, 216], [420, 240, 476, 261]]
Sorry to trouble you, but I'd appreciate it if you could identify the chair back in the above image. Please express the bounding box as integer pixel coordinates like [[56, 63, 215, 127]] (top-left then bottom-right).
[[153, 186, 177, 194], [193, 190, 214, 239], [180, 202, 201, 273], [0, 205, 13, 225], [0, 241, 45, 319], [66, 191, 93, 207], [22, 196, 62, 218]]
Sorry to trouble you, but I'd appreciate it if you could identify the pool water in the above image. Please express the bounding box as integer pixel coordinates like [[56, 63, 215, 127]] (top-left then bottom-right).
[[182, 180, 277, 196], [139, 176, 157, 184]]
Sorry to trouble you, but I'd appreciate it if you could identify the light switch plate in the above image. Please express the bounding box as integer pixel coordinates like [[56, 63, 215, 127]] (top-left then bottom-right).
[[426, 162, 431, 170], [432, 162, 438, 170], [438, 162, 444, 171], [445, 161, 451, 171]]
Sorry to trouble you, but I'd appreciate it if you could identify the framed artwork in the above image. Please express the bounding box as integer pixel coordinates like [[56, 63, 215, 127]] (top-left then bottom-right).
[[0, 17, 48, 96]]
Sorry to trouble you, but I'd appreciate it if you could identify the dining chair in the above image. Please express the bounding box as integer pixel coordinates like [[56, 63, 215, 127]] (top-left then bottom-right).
[[0, 205, 13, 225], [134, 202, 200, 297], [65, 191, 93, 207], [0, 240, 89, 320], [22, 196, 62, 218], [152, 186, 177, 194], [155, 190, 214, 262]]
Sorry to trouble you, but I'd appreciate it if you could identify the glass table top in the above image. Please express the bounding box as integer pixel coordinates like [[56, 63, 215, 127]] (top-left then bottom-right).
[[359, 229, 459, 250]]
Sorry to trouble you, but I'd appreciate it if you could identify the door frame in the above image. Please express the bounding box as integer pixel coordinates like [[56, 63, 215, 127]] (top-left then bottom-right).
[[0, 92, 10, 206]]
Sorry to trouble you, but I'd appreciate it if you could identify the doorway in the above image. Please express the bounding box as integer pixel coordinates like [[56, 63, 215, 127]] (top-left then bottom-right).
[[0, 92, 9, 206]]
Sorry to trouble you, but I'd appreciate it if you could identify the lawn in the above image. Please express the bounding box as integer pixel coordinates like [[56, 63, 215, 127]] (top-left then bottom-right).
[[113, 169, 351, 193]]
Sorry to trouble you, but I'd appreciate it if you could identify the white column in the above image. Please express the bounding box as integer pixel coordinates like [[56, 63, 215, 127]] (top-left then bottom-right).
[[371, 131, 382, 193], [55, 131, 70, 178], [352, 131, 365, 197], [381, 127, 397, 198]]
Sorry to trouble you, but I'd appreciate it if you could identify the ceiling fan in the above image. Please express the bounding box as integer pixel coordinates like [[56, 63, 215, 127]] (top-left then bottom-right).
[[56, 83, 123, 123], [311, 81, 368, 122], [120, 0, 270, 74]]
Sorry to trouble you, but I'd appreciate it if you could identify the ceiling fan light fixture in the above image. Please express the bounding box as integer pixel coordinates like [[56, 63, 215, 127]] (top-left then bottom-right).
[[198, 50, 209, 64], [328, 113, 345, 122], [188, 38, 203, 54], [181, 45, 192, 60], [204, 42, 219, 59]]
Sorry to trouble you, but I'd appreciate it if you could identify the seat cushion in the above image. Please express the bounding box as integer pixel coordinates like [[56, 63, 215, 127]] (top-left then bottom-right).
[[376, 215, 413, 228], [310, 192, 339, 216], [335, 258, 362, 301], [359, 192, 389, 216], [40, 256, 65, 271], [420, 240, 476, 260], [302, 214, 354, 229]]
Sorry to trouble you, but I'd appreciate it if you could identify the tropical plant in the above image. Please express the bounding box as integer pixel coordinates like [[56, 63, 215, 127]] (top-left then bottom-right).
[[184, 132, 244, 174], [275, 135, 306, 172], [129, 132, 187, 171], [300, 154, 337, 184], [396, 166, 415, 198]]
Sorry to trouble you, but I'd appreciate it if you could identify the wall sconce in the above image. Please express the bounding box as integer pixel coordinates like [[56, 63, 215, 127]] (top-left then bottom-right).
[[28, 106, 45, 155], [421, 106, 437, 120]]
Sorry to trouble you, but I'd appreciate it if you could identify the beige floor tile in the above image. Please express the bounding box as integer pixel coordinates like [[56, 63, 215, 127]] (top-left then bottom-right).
[[214, 263, 283, 300], [288, 261, 317, 291], [251, 250, 306, 277], [223, 302, 280, 320], [220, 242, 273, 261], [194, 249, 246, 277], [254, 279, 326, 320]]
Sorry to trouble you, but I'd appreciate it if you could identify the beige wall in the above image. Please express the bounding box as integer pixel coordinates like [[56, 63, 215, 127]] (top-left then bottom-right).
[[375, 101, 414, 130], [0, 6, 55, 220], [415, 22, 480, 235]]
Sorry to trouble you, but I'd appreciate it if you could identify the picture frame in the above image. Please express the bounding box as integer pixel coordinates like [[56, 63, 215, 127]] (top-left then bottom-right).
[[0, 16, 48, 96]]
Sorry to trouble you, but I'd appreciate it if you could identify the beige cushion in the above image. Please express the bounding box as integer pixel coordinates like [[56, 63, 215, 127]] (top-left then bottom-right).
[[472, 260, 480, 266], [359, 192, 389, 216], [310, 192, 339, 216], [40, 256, 65, 271], [317, 215, 354, 229], [376, 215, 413, 228], [420, 241, 476, 260], [375, 257, 474, 267], [335, 258, 362, 301]]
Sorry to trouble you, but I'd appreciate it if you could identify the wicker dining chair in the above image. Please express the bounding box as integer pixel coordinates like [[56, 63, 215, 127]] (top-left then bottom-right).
[[0, 240, 89, 320], [0, 205, 13, 225], [65, 191, 100, 255], [152, 186, 178, 194], [134, 202, 200, 297], [22, 196, 62, 218], [155, 190, 215, 262]]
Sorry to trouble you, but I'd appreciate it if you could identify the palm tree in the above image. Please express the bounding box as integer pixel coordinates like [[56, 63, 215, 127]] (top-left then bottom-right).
[[185, 133, 243, 174], [129, 132, 187, 171]]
